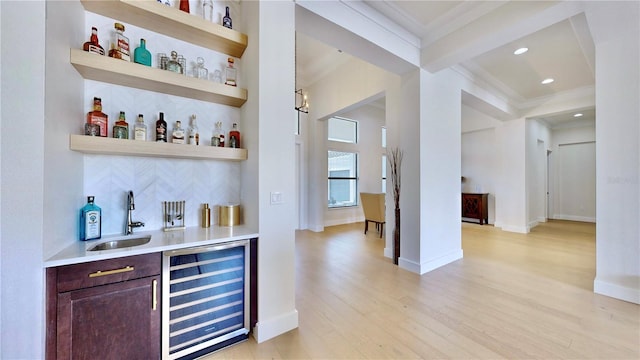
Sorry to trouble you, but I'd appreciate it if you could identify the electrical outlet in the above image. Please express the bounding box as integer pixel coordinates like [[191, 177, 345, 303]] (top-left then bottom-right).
[[270, 191, 283, 205]]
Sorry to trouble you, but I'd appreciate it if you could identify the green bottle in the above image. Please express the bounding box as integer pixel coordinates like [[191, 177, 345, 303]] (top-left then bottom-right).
[[134, 38, 152, 66]]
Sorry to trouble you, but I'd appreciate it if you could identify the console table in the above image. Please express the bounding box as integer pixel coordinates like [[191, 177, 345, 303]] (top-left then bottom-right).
[[462, 193, 489, 225]]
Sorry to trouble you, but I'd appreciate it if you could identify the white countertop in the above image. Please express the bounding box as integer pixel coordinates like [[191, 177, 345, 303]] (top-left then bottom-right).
[[44, 225, 259, 267]]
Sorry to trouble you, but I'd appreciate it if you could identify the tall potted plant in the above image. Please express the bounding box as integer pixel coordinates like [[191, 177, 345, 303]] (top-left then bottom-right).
[[387, 147, 403, 265]]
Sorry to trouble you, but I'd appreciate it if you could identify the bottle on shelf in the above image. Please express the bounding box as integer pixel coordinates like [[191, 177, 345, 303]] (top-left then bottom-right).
[[80, 196, 101, 241], [172, 120, 185, 144], [156, 112, 167, 142], [179, 0, 190, 13], [108, 22, 130, 61], [134, 114, 147, 141], [83, 27, 105, 56], [133, 38, 152, 66], [188, 115, 200, 145], [194, 57, 208, 79], [229, 123, 240, 148], [202, 0, 213, 22], [86, 97, 108, 137], [166, 51, 183, 74], [225, 57, 237, 86], [113, 111, 129, 139], [223, 6, 232, 29], [211, 121, 224, 147], [201, 203, 211, 228]]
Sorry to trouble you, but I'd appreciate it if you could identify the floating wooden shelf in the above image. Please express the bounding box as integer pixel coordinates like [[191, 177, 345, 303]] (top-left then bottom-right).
[[70, 134, 248, 161], [80, 0, 247, 58], [71, 49, 247, 107]]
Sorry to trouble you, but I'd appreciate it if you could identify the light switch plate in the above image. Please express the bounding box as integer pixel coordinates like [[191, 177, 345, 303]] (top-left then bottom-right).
[[270, 191, 283, 205]]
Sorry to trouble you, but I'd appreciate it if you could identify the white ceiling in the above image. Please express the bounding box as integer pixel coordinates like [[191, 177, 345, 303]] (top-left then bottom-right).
[[296, 1, 596, 127]]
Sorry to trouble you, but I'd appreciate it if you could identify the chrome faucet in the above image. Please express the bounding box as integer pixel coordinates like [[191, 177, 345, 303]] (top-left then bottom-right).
[[126, 190, 145, 235]]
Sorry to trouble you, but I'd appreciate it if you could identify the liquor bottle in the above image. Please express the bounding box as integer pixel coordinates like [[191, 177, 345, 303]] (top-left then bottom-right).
[[80, 196, 101, 241], [113, 111, 129, 139], [166, 51, 183, 74], [225, 57, 237, 86], [229, 123, 240, 148], [194, 57, 208, 79], [202, 0, 213, 22], [108, 22, 130, 61], [223, 6, 232, 29], [172, 120, 185, 144], [179, 0, 190, 13], [86, 97, 108, 137], [134, 38, 152, 66], [211, 121, 224, 147], [188, 115, 199, 145], [83, 27, 105, 56], [156, 112, 167, 142], [134, 114, 147, 141]]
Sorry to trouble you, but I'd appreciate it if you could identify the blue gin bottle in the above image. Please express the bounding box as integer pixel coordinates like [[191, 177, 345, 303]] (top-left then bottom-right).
[[80, 196, 102, 241]]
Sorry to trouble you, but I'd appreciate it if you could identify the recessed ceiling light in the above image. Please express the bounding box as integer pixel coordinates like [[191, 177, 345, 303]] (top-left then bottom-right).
[[541, 78, 554, 84], [513, 47, 528, 55], [574, 113, 583, 117]]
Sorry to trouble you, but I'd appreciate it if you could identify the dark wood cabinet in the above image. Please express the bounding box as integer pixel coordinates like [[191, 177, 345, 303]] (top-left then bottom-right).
[[462, 193, 489, 225], [47, 253, 161, 360]]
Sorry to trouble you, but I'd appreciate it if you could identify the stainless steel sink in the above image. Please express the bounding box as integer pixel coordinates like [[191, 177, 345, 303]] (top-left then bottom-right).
[[88, 236, 151, 251]]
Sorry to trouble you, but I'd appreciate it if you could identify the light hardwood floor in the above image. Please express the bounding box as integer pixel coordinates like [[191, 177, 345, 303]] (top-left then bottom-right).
[[205, 220, 640, 359]]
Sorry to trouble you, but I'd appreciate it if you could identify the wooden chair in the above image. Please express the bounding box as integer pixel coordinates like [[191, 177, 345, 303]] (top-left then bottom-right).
[[360, 192, 385, 237]]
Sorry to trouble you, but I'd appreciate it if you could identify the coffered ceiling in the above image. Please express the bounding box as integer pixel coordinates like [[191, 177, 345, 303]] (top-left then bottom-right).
[[296, 0, 596, 127]]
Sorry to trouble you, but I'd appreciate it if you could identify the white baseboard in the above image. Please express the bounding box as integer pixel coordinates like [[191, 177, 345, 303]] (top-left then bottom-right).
[[399, 249, 464, 275], [594, 279, 640, 304], [384, 246, 393, 259], [553, 214, 596, 223], [500, 224, 529, 233], [308, 224, 324, 232], [252, 309, 299, 343], [324, 216, 363, 227]]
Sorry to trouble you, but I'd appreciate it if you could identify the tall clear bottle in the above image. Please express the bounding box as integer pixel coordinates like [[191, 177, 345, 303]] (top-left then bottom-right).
[[108, 22, 130, 61], [156, 112, 167, 142], [80, 196, 101, 241], [134, 114, 147, 141], [224, 57, 237, 86], [188, 115, 200, 145]]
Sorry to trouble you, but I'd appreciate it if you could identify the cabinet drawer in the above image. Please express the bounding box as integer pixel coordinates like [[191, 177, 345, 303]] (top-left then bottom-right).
[[55, 253, 161, 293]]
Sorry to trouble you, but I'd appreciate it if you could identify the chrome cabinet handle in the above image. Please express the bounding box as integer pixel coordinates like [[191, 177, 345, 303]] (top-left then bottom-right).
[[152, 279, 158, 311]]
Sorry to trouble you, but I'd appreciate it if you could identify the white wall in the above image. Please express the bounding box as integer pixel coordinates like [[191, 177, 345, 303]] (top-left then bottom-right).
[[586, 2, 640, 304], [1, 1, 46, 358], [324, 105, 385, 227]]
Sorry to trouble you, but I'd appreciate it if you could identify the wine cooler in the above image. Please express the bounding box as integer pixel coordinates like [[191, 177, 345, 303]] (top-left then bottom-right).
[[162, 240, 251, 359]]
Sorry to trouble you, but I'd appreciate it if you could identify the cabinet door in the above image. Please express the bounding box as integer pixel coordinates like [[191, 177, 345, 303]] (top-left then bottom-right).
[[57, 276, 160, 360], [462, 195, 481, 218]]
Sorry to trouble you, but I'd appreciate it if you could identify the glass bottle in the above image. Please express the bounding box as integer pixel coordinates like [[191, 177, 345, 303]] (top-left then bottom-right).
[[134, 114, 147, 141], [86, 97, 108, 137], [134, 38, 152, 66], [229, 123, 240, 148], [195, 57, 208, 79], [108, 22, 130, 61], [211, 121, 224, 147], [83, 27, 105, 56], [202, 0, 213, 22], [113, 111, 129, 139], [172, 120, 185, 144], [223, 6, 232, 29], [211, 69, 222, 83], [156, 112, 167, 142], [179, 0, 190, 13], [188, 114, 200, 145], [224, 57, 237, 86], [166, 51, 183, 74], [80, 196, 101, 241]]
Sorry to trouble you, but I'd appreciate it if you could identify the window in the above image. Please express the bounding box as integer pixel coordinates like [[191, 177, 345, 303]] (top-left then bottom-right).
[[328, 151, 358, 208], [328, 117, 358, 143], [381, 127, 387, 148]]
